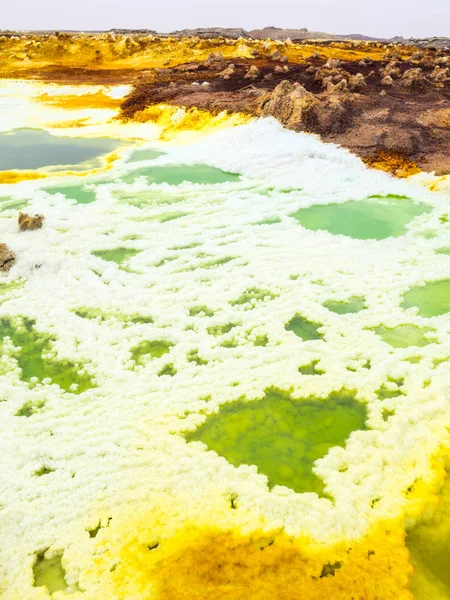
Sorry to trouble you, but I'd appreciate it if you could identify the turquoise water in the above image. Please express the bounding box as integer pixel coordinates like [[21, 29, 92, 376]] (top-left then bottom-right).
[[285, 315, 323, 341], [1, 318, 94, 393], [92, 248, 139, 265], [185, 390, 367, 495], [402, 280, 450, 317], [120, 164, 240, 185], [44, 184, 97, 204], [33, 553, 67, 593], [0, 128, 119, 170], [324, 297, 365, 314], [372, 325, 437, 348], [291, 196, 431, 240], [127, 148, 166, 163]]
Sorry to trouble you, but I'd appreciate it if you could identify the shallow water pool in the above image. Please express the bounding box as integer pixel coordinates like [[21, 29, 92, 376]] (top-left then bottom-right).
[[0, 128, 120, 171], [292, 196, 431, 240]]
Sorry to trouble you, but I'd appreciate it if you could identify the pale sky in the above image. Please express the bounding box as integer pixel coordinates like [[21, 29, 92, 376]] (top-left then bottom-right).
[[3, 0, 450, 39]]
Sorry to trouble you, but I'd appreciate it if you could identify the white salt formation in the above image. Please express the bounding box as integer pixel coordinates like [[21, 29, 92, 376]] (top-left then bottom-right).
[[0, 82, 450, 599]]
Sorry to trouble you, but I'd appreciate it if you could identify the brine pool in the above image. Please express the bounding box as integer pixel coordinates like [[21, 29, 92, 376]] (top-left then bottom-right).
[[1, 89, 450, 600]]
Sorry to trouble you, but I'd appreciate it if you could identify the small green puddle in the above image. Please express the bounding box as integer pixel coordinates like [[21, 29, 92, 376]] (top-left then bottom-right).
[[298, 360, 324, 375], [207, 323, 238, 336], [1, 318, 94, 393], [0, 128, 119, 171], [401, 280, 450, 317], [437, 247, 450, 256], [372, 325, 437, 348], [121, 164, 240, 185], [324, 297, 365, 314], [131, 340, 172, 364], [74, 308, 153, 324], [231, 288, 275, 307], [286, 315, 323, 341], [92, 248, 139, 265], [128, 148, 166, 162], [291, 196, 431, 240], [189, 306, 214, 317], [0, 196, 28, 211], [33, 552, 67, 594], [256, 217, 282, 225], [185, 390, 367, 495], [44, 184, 97, 204]]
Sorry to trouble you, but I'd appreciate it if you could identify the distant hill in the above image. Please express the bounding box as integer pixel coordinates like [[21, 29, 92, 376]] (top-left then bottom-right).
[[248, 26, 383, 41]]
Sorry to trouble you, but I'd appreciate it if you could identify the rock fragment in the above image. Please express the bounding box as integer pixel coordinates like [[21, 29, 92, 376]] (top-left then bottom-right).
[[18, 212, 44, 232], [0, 243, 16, 272], [244, 65, 261, 80]]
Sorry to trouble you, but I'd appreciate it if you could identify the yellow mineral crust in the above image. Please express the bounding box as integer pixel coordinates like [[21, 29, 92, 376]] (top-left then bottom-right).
[[0, 34, 411, 76], [94, 516, 413, 600], [36, 90, 124, 110], [362, 151, 422, 178], [130, 104, 252, 141]]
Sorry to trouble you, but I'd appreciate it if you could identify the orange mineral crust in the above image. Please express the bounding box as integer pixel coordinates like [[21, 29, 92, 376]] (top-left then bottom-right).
[[102, 523, 413, 600]]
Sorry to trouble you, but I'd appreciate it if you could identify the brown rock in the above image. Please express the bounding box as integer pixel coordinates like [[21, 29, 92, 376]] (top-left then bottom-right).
[[411, 51, 424, 61], [18, 212, 44, 231], [0, 243, 16, 272], [401, 68, 429, 93], [244, 65, 261, 80], [270, 50, 283, 61], [219, 64, 235, 79], [325, 58, 341, 69], [348, 73, 367, 91], [327, 79, 348, 93], [381, 75, 394, 86], [262, 80, 318, 129], [202, 52, 226, 69]]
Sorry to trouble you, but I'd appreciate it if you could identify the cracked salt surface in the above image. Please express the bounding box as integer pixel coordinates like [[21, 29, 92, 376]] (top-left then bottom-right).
[[1, 110, 450, 597]]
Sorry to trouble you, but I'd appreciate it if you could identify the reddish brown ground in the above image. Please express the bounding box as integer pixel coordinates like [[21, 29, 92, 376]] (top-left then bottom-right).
[[1, 34, 449, 174]]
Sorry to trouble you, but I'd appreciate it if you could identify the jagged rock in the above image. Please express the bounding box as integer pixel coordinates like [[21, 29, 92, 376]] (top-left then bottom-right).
[[411, 51, 424, 61], [305, 65, 316, 75], [262, 80, 318, 129], [311, 52, 321, 59], [274, 65, 284, 73], [264, 72, 273, 81], [219, 63, 236, 79], [270, 50, 283, 61], [18, 212, 44, 231], [202, 52, 226, 69], [176, 63, 200, 72], [348, 72, 367, 91], [419, 55, 435, 69], [244, 65, 261, 80], [325, 57, 341, 69], [0, 244, 16, 272], [381, 75, 394, 86], [327, 79, 348, 93], [401, 68, 429, 92], [381, 62, 401, 79], [380, 89, 387, 96], [430, 66, 449, 81]]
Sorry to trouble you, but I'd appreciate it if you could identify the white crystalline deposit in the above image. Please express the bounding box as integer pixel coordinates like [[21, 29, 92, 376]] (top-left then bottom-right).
[[0, 89, 450, 598]]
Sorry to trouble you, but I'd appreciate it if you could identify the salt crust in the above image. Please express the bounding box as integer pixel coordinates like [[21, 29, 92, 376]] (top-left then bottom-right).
[[0, 82, 450, 598]]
